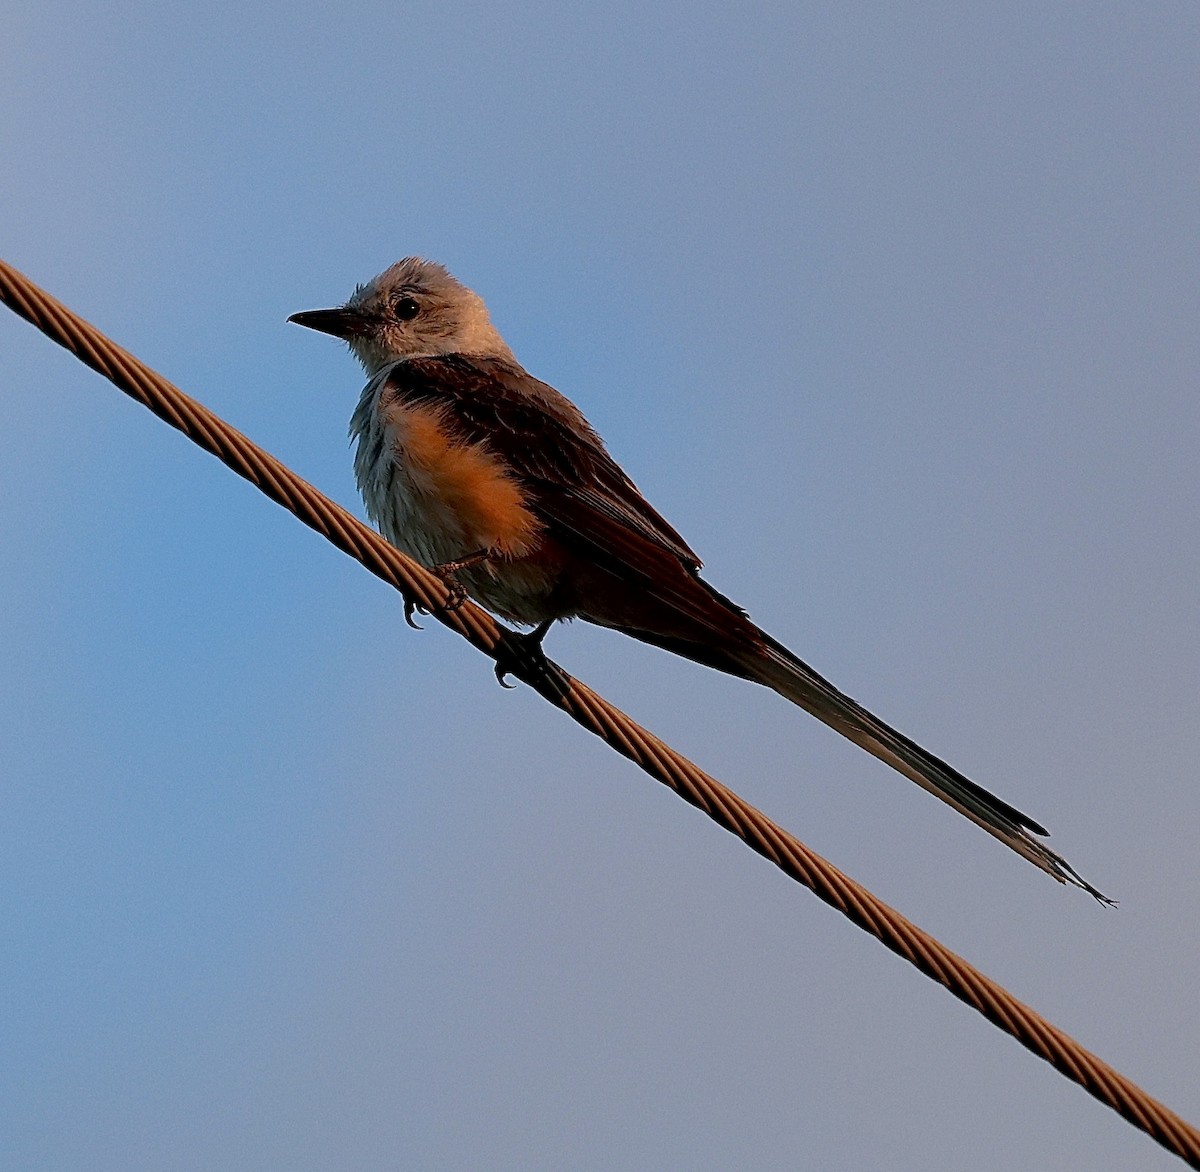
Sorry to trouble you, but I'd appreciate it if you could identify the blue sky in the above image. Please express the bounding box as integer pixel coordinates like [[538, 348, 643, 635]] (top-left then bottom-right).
[[3, 3, 1199, 1168]]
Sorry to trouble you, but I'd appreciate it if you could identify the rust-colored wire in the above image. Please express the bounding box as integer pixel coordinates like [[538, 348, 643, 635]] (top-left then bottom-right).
[[2, 256, 1197, 1167]]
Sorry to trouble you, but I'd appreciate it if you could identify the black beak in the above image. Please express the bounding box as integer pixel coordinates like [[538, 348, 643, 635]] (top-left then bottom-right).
[[287, 307, 367, 339]]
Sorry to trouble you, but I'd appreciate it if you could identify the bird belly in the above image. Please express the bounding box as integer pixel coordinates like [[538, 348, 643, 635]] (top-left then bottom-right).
[[353, 387, 564, 625]]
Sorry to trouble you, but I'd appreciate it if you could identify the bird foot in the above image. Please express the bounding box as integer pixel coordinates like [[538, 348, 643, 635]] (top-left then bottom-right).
[[493, 620, 554, 689], [434, 569, 470, 612], [403, 550, 495, 628], [429, 549, 490, 614]]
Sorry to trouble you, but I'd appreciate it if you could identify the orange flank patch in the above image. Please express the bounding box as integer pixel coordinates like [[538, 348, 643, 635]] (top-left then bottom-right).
[[395, 402, 543, 558]]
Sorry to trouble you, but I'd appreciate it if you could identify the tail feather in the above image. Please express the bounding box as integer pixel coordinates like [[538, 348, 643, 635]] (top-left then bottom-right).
[[734, 631, 1112, 903]]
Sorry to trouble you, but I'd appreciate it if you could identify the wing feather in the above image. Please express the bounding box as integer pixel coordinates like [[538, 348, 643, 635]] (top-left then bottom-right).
[[380, 355, 704, 570]]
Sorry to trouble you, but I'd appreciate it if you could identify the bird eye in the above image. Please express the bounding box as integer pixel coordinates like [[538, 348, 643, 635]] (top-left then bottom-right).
[[392, 296, 420, 321]]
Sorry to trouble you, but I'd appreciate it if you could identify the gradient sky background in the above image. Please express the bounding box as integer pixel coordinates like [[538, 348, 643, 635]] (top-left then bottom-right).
[[3, 4, 1199, 1169]]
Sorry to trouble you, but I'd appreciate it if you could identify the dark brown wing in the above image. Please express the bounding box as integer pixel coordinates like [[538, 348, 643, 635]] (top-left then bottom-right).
[[381, 354, 704, 570], [379, 355, 755, 641]]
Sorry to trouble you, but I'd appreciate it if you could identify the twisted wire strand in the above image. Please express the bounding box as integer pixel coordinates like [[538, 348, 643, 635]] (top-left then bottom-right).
[[2, 256, 1196, 1167]]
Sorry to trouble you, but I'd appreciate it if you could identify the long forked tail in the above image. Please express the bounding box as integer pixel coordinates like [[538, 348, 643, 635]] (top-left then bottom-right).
[[734, 631, 1112, 902]]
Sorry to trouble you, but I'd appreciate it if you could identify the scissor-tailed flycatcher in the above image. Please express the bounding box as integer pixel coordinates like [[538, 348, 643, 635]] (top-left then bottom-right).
[[290, 257, 1108, 901]]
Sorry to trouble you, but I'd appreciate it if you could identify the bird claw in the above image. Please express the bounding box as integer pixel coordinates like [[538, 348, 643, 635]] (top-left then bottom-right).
[[492, 621, 554, 690], [403, 554, 481, 629], [404, 597, 426, 629]]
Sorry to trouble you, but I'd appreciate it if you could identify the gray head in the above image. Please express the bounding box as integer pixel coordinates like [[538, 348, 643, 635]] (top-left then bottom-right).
[[288, 257, 514, 376]]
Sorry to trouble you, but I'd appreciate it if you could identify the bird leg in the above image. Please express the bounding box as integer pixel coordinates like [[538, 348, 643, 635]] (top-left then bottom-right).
[[403, 549, 492, 627], [431, 548, 491, 612]]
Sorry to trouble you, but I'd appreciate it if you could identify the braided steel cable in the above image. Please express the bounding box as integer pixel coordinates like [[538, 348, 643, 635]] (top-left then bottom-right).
[[2, 256, 1197, 1167]]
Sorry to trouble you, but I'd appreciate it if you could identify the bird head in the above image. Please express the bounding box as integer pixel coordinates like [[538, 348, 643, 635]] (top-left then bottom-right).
[[288, 257, 513, 375]]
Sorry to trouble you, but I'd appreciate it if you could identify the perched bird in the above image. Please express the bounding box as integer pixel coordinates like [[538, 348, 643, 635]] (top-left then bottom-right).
[[289, 257, 1108, 901]]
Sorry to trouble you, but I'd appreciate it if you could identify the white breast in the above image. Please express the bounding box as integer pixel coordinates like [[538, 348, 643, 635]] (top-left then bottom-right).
[[349, 367, 465, 568]]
